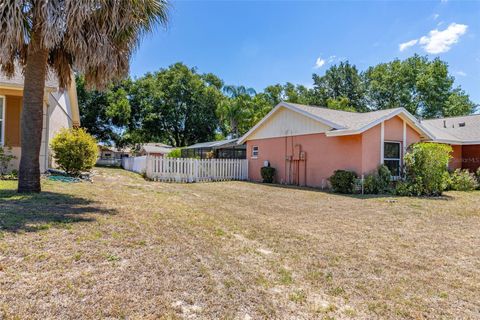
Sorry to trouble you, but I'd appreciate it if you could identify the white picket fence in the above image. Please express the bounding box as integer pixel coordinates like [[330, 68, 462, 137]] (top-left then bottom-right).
[[97, 158, 122, 167], [122, 156, 147, 174], [146, 157, 248, 182]]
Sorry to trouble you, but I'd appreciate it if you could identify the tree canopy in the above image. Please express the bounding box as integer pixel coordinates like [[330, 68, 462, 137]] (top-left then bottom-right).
[[363, 55, 476, 118], [79, 56, 477, 147]]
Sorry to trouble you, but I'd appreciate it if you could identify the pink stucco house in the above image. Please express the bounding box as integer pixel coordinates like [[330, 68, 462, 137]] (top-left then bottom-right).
[[238, 102, 480, 188]]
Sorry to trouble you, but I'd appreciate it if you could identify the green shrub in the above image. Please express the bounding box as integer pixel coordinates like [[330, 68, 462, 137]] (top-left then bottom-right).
[[50, 128, 98, 176], [261, 166, 276, 183], [403, 143, 452, 196], [449, 169, 479, 191], [166, 148, 181, 158], [0, 146, 16, 175], [363, 165, 392, 194], [329, 170, 357, 194], [476, 168, 480, 189], [394, 180, 414, 196]]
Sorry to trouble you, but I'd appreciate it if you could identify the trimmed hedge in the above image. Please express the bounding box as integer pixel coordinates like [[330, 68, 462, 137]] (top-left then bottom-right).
[[329, 170, 357, 194], [364, 165, 391, 194], [261, 166, 276, 183]]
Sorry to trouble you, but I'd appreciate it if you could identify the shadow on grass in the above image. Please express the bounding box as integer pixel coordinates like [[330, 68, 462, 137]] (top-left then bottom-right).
[[0, 188, 116, 233], [247, 181, 456, 201]]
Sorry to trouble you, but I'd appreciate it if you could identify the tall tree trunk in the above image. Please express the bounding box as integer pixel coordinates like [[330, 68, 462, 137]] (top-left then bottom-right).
[[18, 30, 49, 193]]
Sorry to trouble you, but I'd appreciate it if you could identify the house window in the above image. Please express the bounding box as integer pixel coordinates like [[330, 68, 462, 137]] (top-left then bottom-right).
[[0, 96, 4, 146], [383, 142, 401, 176], [252, 146, 259, 158]]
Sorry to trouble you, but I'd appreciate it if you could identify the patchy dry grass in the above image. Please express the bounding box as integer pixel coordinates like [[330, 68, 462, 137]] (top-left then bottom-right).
[[1, 168, 480, 319]]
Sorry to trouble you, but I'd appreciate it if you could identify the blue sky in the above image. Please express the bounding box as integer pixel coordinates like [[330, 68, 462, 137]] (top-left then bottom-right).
[[130, 0, 480, 104]]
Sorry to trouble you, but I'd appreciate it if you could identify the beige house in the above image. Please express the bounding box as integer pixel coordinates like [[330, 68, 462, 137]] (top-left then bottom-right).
[[138, 143, 172, 157], [0, 69, 80, 172]]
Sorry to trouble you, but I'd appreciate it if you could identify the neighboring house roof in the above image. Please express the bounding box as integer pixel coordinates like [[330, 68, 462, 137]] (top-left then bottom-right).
[[238, 102, 434, 144], [183, 138, 242, 149], [422, 114, 480, 145], [0, 67, 59, 89], [142, 142, 172, 148], [0, 66, 80, 126], [141, 145, 172, 154], [99, 145, 132, 153]]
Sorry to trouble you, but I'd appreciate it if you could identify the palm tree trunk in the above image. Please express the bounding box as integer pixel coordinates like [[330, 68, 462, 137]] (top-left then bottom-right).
[[18, 30, 49, 193]]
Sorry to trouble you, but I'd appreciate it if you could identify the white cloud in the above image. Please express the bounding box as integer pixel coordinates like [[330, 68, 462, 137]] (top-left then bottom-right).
[[314, 57, 325, 69], [419, 23, 468, 54], [327, 55, 337, 63], [433, 13, 440, 20], [399, 39, 418, 51], [456, 71, 467, 76]]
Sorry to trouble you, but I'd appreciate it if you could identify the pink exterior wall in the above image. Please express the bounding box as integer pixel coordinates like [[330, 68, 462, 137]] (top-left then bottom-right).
[[361, 124, 381, 174], [449, 145, 463, 170], [247, 116, 423, 187], [247, 133, 362, 188], [384, 116, 403, 141], [461, 145, 480, 172]]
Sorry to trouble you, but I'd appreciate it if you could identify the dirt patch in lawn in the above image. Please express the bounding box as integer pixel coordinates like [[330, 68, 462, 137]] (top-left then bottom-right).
[[1, 168, 479, 319]]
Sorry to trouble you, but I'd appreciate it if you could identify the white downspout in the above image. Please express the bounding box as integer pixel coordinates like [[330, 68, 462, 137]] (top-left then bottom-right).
[[44, 95, 50, 172], [380, 121, 385, 164]]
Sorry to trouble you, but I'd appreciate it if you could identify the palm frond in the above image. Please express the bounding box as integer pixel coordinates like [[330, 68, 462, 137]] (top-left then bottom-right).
[[0, 0, 169, 88]]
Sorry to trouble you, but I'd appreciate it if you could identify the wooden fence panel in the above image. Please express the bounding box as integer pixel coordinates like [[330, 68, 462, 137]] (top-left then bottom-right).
[[145, 157, 248, 183]]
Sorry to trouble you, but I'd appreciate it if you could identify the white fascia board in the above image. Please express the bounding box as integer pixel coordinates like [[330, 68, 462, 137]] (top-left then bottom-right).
[[326, 108, 435, 140], [429, 139, 480, 145]]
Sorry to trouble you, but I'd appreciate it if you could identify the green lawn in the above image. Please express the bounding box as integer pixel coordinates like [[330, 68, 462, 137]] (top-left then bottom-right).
[[1, 168, 479, 319]]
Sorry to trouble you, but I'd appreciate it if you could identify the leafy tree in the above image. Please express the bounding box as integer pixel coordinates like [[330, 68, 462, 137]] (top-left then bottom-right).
[[444, 88, 477, 117], [263, 83, 315, 106], [217, 85, 256, 137], [364, 55, 476, 118], [312, 61, 366, 112], [77, 76, 132, 146], [129, 63, 223, 147], [326, 97, 356, 112], [0, 0, 168, 192]]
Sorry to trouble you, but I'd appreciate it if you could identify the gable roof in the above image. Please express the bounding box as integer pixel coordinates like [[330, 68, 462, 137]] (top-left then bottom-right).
[[0, 66, 59, 89], [422, 114, 480, 145], [140, 143, 172, 154], [238, 102, 434, 144], [184, 138, 241, 149]]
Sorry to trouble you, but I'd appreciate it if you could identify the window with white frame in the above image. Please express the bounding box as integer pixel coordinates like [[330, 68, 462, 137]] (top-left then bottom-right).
[[252, 146, 259, 158], [0, 97, 4, 146], [383, 142, 401, 176]]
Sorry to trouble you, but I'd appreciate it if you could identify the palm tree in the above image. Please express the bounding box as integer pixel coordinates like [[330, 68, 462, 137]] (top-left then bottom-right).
[[223, 85, 256, 99], [0, 0, 168, 192], [219, 85, 256, 138]]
